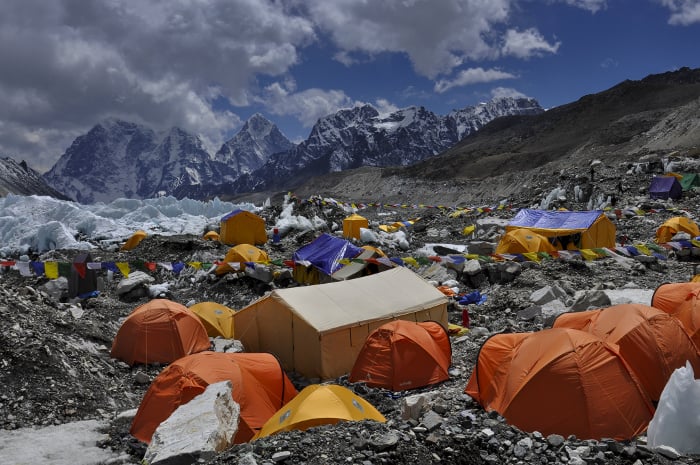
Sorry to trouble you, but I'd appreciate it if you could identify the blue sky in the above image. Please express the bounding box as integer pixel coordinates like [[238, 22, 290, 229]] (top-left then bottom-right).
[[0, 0, 698, 172]]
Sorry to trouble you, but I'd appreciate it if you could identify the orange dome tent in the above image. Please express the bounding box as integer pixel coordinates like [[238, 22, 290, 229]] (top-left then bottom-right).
[[465, 328, 654, 440], [668, 289, 700, 349], [216, 243, 269, 275], [111, 299, 211, 365], [130, 351, 298, 444], [349, 320, 451, 391], [495, 228, 556, 255], [189, 301, 236, 339], [553, 304, 700, 401], [651, 281, 700, 314], [655, 216, 700, 243], [253, 384, 385, 439]]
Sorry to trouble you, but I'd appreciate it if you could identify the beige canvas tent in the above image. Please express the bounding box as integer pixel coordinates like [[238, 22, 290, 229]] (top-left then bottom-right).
[[233, 267, 449, 380]]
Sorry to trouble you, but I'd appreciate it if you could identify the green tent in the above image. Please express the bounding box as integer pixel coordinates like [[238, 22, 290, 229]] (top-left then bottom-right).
[[680, 173, 700, 191]]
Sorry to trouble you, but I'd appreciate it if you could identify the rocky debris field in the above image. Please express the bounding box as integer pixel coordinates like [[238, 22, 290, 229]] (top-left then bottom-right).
[[3, 157, 700, 465]]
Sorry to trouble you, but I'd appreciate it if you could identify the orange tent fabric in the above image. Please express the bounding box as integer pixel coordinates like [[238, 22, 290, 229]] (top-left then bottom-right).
[[130, 351, 298, 444], [495, 228, 556, 255], [348, 320, 451, 391], [669, 289, 700, 349], [465, 328, 654, 440], [655, 216, 700, 243], [111, 299, 211, 365], [553, 304, 700, 401], [651, 281, 700, 314]]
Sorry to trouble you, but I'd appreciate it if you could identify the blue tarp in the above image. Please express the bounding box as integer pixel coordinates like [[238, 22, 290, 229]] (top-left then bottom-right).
[[649, 176, 682, 200], [508, 209, 603, 230], [293, 233, 364, 275]]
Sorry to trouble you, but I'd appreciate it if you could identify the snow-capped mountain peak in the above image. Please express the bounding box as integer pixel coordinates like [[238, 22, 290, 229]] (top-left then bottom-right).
[[39, 96, 543, 202], [213, 114, 294, 176]]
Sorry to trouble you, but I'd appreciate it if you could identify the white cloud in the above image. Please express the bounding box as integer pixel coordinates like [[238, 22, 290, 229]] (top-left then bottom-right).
[[374, 98, 399, 117], [261, 81, 359, 127], [501, 28, 561, 59], [434, 68, 517, 93], [558, 0, 608, 13], [0, 0, 316, 169], [305, 0, 511, 79], [490, 87, 528, 99], [658, 0, 700, 25]]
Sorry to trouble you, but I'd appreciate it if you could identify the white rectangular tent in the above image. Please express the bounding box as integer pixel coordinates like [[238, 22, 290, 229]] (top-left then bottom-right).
[[233, 266, 449, 379]]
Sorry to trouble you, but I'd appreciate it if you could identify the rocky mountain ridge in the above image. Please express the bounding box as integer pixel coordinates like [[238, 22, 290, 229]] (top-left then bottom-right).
[[37, 97, 542, 203], [281, 67, 700, 209], [0, 156, 69, 199]]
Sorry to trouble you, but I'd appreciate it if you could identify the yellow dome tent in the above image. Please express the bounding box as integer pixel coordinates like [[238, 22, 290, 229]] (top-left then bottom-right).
[[496, 228, 557, 254], [189, 301, 236, 339], [655, 216, 700, 243], [343, 213, 369, 240], [216, 244, 269, 275], [253, 384, 385, 439], [121, 230, 147, 251], [203, 230, 220, 241]]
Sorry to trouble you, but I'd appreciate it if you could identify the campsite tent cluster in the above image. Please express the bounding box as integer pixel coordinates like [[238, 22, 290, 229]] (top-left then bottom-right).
[[465, 282, 700, 440], [494, 209, 699, 255], [108, 207, 700, 447], [495, 209, 616, 254], [110, 266, 453, 444]]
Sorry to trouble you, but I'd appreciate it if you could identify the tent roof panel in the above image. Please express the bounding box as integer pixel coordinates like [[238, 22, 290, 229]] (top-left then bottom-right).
[[507, 209, 604, 231], [266, 267, 448, 333]]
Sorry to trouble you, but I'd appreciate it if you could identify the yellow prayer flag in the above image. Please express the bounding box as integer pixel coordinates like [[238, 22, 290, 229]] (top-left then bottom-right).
[[116, 262, 130, 278], [45, 261, 59, 279], [522, 252, 540, 262], [579, 249, 598, 261], [635, 244, 651, 256]]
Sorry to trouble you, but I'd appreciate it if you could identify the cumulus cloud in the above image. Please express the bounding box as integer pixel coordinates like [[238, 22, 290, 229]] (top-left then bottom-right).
[[434, 68, 517, 93], [261, 81, 359, 127], [658, 0, 700, 25], [0, 0, 316, 171], [305, 0, 511, 79], [501, 28, 561, 59]]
